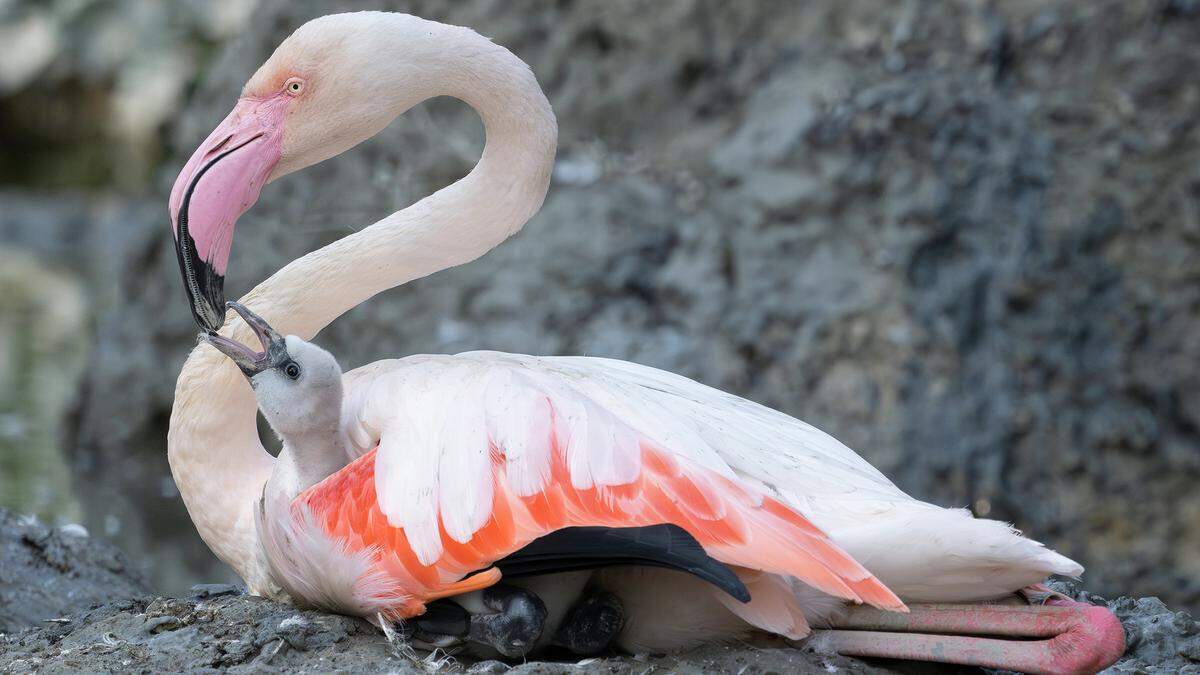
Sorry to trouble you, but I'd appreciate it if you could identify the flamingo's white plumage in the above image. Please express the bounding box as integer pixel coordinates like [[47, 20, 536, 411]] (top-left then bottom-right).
[[167, 12, 1124, 672]]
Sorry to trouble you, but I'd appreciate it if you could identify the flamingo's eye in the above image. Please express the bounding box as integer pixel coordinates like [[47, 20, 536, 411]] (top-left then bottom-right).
[[283, 362, 302, 380], [284, 78, 304, 95]]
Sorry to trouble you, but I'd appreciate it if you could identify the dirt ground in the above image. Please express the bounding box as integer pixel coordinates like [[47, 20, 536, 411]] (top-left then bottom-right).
[[2, 509, 1197, 673]]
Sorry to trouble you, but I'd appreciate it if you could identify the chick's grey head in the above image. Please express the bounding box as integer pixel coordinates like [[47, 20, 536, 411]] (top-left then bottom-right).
[[200, 302, 343, 437]]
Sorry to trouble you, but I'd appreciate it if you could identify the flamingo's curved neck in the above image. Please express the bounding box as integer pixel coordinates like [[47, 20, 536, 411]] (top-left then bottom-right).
[[167, 36, 556, 591]]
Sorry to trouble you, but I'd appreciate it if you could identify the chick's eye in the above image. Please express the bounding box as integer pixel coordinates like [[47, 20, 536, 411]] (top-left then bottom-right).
[[284, 78, 304, 95], [283, 362, 301, 380]]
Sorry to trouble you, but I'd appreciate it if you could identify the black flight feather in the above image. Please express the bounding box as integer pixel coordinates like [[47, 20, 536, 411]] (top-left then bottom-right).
[[492, 524, 751, 603]]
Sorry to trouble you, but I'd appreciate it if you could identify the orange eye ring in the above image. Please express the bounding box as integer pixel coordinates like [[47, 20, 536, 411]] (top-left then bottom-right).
[[284, 78, 305, 96]]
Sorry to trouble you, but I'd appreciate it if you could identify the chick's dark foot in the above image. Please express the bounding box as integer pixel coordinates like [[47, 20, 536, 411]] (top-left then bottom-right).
[[469, 584, 548, 659], [553, 589, 623, 655]]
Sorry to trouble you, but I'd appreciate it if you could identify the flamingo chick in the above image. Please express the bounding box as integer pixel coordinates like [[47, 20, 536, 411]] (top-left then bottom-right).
[[168, 12, 1125, 673]]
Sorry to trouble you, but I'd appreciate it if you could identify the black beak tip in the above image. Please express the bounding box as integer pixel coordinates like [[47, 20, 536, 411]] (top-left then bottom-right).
[[198, 305, 224, 331], [173, 224, 227, 333], [192, 297, 225, 333]]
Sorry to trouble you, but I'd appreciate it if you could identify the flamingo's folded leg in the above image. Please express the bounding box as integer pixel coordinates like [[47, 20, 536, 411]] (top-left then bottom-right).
[[806, 594, 1125, 675], [398, 585, 548, 659], [396, 600, 471, 648]]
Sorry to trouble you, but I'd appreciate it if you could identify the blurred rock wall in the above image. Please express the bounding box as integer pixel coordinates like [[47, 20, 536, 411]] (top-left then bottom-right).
[[0, 0, 257, 189], [8, 0, 1198, 607]]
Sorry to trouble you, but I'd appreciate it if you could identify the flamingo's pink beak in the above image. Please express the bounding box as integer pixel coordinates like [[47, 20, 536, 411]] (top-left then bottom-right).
[[169, 95, 289, 332]]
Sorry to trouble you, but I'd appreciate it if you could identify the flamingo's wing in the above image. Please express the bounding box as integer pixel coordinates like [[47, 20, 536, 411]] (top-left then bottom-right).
[[294, 352, 904, 621], [490, 353, 917, 530]]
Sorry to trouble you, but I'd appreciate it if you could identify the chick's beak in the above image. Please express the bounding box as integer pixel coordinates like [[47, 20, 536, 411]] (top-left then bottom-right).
[[198, 302, 288, 377]]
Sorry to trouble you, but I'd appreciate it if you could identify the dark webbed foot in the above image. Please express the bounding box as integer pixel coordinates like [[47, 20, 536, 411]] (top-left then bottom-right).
[[553, 588, 623, 655], [469, 584, 548, 659]]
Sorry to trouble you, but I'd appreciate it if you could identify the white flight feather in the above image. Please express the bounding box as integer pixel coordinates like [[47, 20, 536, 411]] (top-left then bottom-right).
[[485, 374, 553, 497], [437, 372, 493, 543]]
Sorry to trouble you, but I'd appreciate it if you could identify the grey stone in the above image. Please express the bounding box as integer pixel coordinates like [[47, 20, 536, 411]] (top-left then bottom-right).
[[0, 508, 150, 634]]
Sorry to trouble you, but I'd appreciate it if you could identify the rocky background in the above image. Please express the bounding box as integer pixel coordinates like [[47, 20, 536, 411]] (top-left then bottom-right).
[[1, 0, 1197, 640]]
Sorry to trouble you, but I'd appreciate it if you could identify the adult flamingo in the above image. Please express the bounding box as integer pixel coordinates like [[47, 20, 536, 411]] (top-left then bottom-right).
[[168, 12, 1124, 672]]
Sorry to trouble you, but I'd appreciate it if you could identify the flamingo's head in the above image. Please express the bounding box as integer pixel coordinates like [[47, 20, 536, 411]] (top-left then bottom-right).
[[200, 302, 343, 436], [170, 12, 463, 330]]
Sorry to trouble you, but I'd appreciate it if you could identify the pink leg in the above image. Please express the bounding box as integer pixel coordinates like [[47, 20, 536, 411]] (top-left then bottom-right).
[[810, 598, 1125, 675]]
